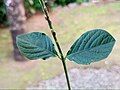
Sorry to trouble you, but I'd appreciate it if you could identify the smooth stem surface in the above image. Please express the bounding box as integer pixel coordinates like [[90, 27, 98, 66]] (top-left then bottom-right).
[[62, 57, 71, 90], [39, 0, 71, 90]]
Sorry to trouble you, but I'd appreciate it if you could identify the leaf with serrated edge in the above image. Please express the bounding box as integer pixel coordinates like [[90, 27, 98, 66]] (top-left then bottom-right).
[[16, 32, 57, 60], [66, 29, 116, 65]]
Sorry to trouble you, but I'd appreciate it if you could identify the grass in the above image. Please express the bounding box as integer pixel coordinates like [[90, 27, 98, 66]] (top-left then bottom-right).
[[0, 29, 12, 59], [0, 2, 120, 89]]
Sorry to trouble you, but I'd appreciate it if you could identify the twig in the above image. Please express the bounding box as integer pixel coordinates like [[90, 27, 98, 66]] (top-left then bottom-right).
[[38, 0, 71, 89]]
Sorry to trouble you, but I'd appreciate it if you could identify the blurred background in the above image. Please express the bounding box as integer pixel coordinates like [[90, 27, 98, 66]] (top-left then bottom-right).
[[0, 0, 120, 89]]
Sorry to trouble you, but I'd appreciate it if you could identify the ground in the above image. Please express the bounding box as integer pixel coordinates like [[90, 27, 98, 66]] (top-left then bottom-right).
[[0, 1, 120, 89], [27, 66, 120, 89]]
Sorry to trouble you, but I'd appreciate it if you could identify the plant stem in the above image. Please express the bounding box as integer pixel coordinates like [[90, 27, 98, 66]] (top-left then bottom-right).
[[39, 0, 71, 89], [62, 58, 71, 90]]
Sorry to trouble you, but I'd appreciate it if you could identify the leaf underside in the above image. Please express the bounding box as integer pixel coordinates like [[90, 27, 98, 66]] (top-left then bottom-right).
[[66, 29, 116, 65], [16, 32, 57, 60]]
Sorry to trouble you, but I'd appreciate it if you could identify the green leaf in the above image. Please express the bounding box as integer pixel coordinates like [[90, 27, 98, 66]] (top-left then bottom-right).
[[66, 29, 116, 65], [16, 32, 57, 60]]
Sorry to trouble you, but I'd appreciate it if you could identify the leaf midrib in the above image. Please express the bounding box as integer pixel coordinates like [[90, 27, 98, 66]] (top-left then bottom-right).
[[66, 41, 115, 58], [18, 38, 57, 56]]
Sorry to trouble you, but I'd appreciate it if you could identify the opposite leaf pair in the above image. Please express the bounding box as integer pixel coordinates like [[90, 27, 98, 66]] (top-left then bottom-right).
[[16, 29, 115, 65]]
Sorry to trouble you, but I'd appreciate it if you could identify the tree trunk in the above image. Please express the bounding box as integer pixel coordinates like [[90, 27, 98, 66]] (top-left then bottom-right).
[[4, 0, 26, 61]]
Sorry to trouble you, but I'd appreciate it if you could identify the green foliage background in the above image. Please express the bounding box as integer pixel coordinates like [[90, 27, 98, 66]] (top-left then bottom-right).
[[24, 0, 42, 15], [55, 0, 76, 6], [0, 0, 88, 26], [0, 1, 8, 26]]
